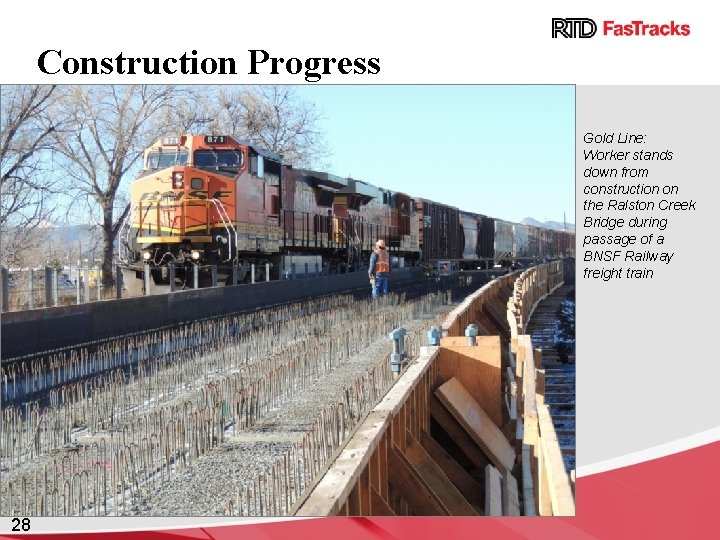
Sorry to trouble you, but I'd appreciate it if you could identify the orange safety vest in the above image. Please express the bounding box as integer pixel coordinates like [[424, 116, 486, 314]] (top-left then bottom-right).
[[375, 249, 390, 274]]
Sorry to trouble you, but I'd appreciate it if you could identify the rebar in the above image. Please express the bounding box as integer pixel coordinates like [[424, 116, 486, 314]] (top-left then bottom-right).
[[1, 290, 451, 516]]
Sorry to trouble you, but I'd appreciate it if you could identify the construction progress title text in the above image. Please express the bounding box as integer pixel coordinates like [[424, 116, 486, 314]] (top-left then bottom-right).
[[37, 49, 381, 83]]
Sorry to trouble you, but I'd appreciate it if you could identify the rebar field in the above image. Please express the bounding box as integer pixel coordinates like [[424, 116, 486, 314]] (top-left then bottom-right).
[[1, 290, 453, 516]]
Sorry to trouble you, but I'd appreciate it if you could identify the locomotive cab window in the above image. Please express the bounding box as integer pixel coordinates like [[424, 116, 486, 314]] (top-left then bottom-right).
[[146, 150, 188, 169], [194, 150, 243, 169]]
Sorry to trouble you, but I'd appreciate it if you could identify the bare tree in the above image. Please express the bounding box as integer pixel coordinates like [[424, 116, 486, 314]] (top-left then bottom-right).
[[158, 86, 330, 169], [50, 85, 180, 287], [0, 85, 59, 267], [204, 86, 329, 168], [156, 86, 218, 135]]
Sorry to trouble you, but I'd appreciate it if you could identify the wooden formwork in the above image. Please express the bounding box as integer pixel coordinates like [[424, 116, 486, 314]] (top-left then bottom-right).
[[295, 262, 574, 517], [296, 339, 506, 516], [441, 272, 518, 339], [516, 333, 575, 516], [508, 262, 575, 516], [509, 261, 564, 338]]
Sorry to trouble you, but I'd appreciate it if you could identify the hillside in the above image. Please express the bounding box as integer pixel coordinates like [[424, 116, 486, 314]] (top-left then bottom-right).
[[520, 217, 575, 232]]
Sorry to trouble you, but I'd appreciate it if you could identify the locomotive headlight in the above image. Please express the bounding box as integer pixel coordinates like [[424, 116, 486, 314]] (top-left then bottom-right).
[[172, 172, 184, 188], [190, 250, 201, 260], [142, 251, 152, 261]]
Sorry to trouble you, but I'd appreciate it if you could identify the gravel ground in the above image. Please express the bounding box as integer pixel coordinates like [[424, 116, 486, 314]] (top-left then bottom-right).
[[127, 308, 450, 516]]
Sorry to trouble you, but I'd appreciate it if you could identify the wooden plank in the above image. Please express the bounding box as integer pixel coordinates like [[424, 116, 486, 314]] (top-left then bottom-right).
[[538, 404, 575, 516], [389, 484, 398, 515], [436, 337, 502, 427], [379, 431, 388, 500], [392, 412, 401, 447], [419, 376, 427, 434], [404, 432, 479, 516], [475, 312, 502, 340], [439, 336, 468, 347], [516, 417, 524, 445], [507, 300, 519, 349], [534, 348, 543, 370], [429, 395, 489, 471], [419, 429, 484, 511], [410, 386, 418, 438], [521, 336, 539, 446], [297, 349, 440, 516], [482, 300, 510, 341], [400, 402, 407, 451], [537, 436, 552, 516], [370, 486, 395, 516], [347, 480, 361, 515], [369, 443, 380, 491], [295, 410, 391, 516], [515, 334, 526, 379], [500, 344, 513, 375], [359, 467, 370, 515], [506, 366, 517, 402], [522, 444, 536, 516], [502, 471, 521, 516], [504, 366, 518, 445], [435, 378, 516, 472], [388, 444, 447, 516], [484, 464, 503, 516]]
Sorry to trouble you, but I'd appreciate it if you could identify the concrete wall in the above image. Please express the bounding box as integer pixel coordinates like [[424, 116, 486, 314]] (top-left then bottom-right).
[[1, 268, 425, 360]]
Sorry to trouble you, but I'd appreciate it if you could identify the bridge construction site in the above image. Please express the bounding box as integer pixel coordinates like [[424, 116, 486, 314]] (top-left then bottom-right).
[[1, 262, 575, 517]]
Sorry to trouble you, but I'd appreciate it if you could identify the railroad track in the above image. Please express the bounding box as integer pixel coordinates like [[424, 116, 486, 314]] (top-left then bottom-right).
[[526, 284, 576, 473]]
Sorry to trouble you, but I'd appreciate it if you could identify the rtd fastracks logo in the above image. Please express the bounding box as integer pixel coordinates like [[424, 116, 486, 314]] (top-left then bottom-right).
[[552, 18, 691, 38]]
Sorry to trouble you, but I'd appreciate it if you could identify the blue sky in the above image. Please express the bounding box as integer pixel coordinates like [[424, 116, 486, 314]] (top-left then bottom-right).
[[293, 85, 575, 225]]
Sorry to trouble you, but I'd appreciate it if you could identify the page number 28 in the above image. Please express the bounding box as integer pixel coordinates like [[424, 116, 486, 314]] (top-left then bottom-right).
[[11, 518, 31, 531]]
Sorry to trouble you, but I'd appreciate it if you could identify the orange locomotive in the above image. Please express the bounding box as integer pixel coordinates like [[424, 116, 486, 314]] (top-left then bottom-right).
[[121, 135, 419, 293]]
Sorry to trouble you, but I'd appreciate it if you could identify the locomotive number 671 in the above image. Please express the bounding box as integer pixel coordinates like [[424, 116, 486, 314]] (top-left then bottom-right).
[[121, 134, 419, 293]]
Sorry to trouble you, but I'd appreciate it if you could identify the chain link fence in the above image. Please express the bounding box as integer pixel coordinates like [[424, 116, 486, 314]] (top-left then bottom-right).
[[0, 264, 119, 313], [1, 262, 314, 313]]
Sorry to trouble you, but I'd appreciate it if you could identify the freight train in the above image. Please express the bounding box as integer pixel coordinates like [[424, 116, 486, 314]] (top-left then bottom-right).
[[120, 134, 574, 293]]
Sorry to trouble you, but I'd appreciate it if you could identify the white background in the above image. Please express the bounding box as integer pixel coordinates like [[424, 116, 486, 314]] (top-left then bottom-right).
[[0, 1, 718, 85], [1, 0, 718, 530]]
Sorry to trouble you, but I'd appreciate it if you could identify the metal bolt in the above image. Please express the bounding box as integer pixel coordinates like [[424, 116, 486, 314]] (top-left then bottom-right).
[[465, 323, 478, 346], [427, 325, 442, 346], [389, 327, 407, 375]]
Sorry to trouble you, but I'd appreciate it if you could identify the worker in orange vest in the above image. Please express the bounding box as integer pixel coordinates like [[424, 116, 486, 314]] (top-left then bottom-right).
[[369, 239, 390, 297]]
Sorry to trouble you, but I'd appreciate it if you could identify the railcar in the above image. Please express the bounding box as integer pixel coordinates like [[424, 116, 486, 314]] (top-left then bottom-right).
[[416, 199, 462, 262], [477, 215, 496, 261], [513, 223, 530, 261], [494, 220, 515, 264]]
